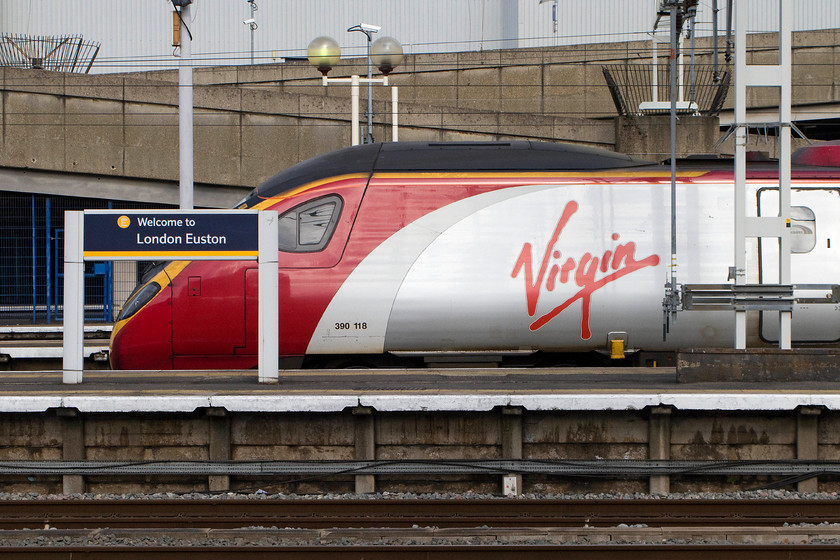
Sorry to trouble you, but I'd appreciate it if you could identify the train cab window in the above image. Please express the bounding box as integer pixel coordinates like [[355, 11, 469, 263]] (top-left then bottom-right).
[[790, 206, 816, 254], [277, 195, 343, 252]]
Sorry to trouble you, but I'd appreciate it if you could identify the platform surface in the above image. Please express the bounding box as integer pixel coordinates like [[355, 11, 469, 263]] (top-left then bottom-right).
[[1, 368, 839, 413]]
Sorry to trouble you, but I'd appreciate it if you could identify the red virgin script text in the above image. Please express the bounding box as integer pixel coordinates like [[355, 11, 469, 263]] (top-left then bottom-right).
[[511, 200, 660, 339]]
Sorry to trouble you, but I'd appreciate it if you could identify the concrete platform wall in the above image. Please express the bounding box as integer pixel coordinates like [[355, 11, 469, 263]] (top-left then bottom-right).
[[0, 406, 830, 495]]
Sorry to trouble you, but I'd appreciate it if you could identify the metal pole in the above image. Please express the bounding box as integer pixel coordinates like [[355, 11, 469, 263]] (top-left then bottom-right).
[[712, 0, 720, 80], [689, 7, 697, 105], [651, 36, 658, 103], [669, 3, 678, 300], [178, 2, 194, 210], [734, 0, 747, 349], [661, 1, 681, 340], [392, 85, 399, 142], [62, 211, 84, 384], [725, 0, 734, 63], [778, 0, 793, 349], [366, 36, 373, 143], [250, 1, 254, 64], [351, 75, 361, 146], [678, 34, 685, 103]]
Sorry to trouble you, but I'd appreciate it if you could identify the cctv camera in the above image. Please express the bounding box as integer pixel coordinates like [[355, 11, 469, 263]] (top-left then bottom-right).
[[360, 23, 381, 32], [244, 18, 256, 24]]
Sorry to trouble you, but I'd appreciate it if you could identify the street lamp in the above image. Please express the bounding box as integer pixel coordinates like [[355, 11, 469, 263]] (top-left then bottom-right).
[[370, 36, 404, 75], [307, 36, 340, 75], [307, 28, 403, 146]]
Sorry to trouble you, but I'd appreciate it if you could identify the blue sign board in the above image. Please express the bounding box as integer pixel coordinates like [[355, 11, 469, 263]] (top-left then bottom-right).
[[83, 210, 259, 260]]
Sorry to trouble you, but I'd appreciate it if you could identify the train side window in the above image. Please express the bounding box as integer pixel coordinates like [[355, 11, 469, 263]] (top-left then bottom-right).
[[277, 195, 343, 252], [790, 206, 816, 254]]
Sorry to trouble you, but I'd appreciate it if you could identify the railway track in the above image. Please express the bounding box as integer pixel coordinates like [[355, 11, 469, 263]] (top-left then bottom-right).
[[1, 498, 839, 558], [0, 498, 839, 529], [2, 544, 840, 559]]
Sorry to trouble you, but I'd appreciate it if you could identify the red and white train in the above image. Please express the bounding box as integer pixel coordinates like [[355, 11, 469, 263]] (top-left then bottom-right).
[[109, 140, 840, 369]]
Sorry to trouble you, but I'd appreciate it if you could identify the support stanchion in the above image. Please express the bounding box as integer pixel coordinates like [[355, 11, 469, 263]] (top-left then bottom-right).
[[62, 211, 84, 384]]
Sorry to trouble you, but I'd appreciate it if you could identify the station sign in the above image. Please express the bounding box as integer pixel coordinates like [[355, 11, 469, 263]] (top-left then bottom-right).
[[83, 210, 259, 260], [65, 209, 278, 385]]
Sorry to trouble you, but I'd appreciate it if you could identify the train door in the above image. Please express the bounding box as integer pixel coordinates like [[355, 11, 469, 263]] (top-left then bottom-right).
[[170, 261, 248, 359], [759, 187, 840, 343], [170, 185, 366, 365]]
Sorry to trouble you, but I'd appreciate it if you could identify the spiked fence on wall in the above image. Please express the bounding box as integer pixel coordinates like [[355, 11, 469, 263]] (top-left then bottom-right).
[[0, 34, 100, 73]]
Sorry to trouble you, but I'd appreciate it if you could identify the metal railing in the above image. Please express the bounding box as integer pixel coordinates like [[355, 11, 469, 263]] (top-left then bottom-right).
[[602, 64, 730, 117], [0, 34, 100, 73], [682, 283, 840, 311], [0, 192, 170, 325]]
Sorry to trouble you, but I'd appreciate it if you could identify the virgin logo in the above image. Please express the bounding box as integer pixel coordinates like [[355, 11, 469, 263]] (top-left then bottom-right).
[[511, 200, 660, 339]]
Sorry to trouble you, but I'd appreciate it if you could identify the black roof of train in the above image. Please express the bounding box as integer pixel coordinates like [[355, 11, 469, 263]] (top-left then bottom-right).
[[238, 141, 840, 207], [240, 141, 654, 206]]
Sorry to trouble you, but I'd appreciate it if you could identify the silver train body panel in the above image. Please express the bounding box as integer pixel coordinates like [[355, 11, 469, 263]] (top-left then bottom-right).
[[308, 181, 840, 355]]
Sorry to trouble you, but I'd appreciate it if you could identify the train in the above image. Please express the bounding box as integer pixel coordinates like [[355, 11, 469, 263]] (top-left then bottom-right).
[[108, 140, 840, 370]]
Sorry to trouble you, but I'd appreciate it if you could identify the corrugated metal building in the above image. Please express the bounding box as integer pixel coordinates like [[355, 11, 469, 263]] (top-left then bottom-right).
[[2, 0, 839, 73]]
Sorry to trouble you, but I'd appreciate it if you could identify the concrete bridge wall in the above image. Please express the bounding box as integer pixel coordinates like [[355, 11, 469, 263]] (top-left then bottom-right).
[[0, 65, 614, 205], [1, 29, 836, 205]]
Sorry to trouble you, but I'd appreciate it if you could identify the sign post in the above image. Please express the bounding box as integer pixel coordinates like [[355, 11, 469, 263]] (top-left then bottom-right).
[[63, 209, 278, 383], [63, 212, 85, 384], [258, 210, 279, 383]]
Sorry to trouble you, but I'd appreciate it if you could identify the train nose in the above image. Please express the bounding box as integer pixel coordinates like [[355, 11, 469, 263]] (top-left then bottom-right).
[[109, 280, 174, 370]]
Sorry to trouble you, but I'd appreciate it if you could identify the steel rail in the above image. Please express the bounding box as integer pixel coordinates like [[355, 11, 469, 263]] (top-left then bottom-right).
[[1, 498, 840, 530], [1, 544, 840, 559]]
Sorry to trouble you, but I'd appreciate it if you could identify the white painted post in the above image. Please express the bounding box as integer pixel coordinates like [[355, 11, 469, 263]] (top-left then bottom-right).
[[392, 85, 399, 142], [322, 75, 391, 146], [778, 0, 793, 350], [351, 75, 360, 146], [734, 0, 792, 350], [62, 211, 84, 384], [734, 0, 748, 349], [178, 2, 194, 210], [258, 210, 279, 383], [651, 35, 658, 104]]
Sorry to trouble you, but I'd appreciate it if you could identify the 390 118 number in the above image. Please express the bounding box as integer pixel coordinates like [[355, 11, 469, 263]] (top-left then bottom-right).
[[334, 322, 368, 330]]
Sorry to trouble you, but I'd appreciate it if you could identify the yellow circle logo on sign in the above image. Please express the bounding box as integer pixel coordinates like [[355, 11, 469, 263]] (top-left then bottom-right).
[[117, 215, 131, 229]]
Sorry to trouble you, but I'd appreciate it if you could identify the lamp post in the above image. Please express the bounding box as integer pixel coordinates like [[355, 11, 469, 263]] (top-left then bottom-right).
[[174, 0, 193, 210], [347, 24, 378, 144], [307, 28, 403, 146], [244, 0, 258, 64]]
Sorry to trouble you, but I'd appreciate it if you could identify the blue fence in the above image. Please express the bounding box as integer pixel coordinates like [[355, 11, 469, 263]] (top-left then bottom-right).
[[0, 192, 171, 325]]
